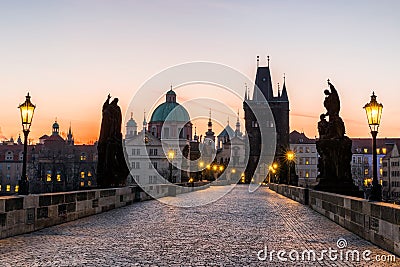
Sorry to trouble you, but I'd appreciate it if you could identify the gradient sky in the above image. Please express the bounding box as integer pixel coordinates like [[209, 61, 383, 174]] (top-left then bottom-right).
[[0, 0, 399, 143]]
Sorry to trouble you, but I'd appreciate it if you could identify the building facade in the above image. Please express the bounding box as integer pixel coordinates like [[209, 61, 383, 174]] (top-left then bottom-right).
[[381, 143, 400, 202], [350, 138, 400, 190], [0, 121, 97, 195], [289, 131, 318, 187]]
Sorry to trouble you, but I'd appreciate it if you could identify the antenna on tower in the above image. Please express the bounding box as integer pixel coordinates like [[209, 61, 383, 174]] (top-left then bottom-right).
[[257, 55, 259, 67], [267, 55, 270, 67]]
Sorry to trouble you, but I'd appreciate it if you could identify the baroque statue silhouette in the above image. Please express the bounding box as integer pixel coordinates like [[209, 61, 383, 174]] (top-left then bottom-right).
[[97, 94, 129, 188]]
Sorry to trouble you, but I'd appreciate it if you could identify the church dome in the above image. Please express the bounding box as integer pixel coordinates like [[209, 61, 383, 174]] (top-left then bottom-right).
[[127, 118, 137, 127], [52, 121, 59, 129], [150, 89, 190, 123], [150, 102, 190, 123]]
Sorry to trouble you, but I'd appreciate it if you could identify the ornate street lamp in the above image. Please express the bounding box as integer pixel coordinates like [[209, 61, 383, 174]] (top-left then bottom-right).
[[18, 93, 36, 195], [167, 150, 175, 183], [364, 92, 383, 201], [286, 150, 295, 185]]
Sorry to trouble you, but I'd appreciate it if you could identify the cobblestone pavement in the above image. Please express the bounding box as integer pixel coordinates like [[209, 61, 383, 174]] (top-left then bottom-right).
[[0, 185, 397, 267]]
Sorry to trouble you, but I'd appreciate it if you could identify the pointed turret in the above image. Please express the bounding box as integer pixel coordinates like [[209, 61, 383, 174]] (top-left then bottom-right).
[[235, 110, 242, 137], [205, 109, 215, 142], [143, 111, 147, 133], [281, 74, 288, 102], [253, 56, 273, 101], [67, 123, 74, 145]]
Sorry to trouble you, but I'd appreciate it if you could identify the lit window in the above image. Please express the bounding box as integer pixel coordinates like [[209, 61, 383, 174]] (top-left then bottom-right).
[[80, 171, 85, 178], [376, 148, 380, 154], [57, 174, 61, 182], [15, 185, 19, 192], [47, 172, 52, 182], [87, 171, 92, 177], [88, 181, 92, 186], [380, 168, 383, 176], [364, 169, 369, 175], [6, 185, 10, 191], [0, 185, 2, 191], [363, 148, 368, 153], [80, 154, 86, 161], [379, 158, 383, 164], [382, 148, 387, 154], [80, 181, 84, 187], [305, 159, 310, 165], [305, 172, 309, 178]]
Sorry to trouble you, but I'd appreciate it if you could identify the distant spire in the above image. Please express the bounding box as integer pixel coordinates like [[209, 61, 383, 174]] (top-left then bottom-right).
[[143, 110, 147, 132], [277, 82, 281, 98], [227, 116, 230, 126], [257, 55, 259, 67], [205, 108, 215, 142], [281, 74, 288, 101], [267, 55, 270, 67], [194, 126, 198, 141], [244, 83, 248, 100], [235, 109, 241, 137], [130, 112, 133, 119]]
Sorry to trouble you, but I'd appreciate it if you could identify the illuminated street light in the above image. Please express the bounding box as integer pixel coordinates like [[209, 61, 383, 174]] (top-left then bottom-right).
[[167, 150, 175, 183], [18, 93, 36, 195], [364, 92, 383, 201], [286, 150, 295, 185]]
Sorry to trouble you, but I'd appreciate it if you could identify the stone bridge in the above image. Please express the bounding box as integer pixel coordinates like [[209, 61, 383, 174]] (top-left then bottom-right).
[[0, 185, 396, 266]]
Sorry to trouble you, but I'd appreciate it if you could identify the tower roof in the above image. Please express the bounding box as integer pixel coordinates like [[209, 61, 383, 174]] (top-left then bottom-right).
[[253, 66, 273, 101], [150, 90, 190, 123], [281, 77, 288, 102], [218, 124, 235, 138]]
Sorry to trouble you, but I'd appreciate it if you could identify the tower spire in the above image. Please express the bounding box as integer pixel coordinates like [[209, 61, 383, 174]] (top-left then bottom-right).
[[143, 110, 147, 132], [244, 83, 248, 100], [277, 82, 281, 98], [205, 108, 215, 142], [257, 55, 259, 67], [267, 55, 270, 67], [281, 73, 288, 101]]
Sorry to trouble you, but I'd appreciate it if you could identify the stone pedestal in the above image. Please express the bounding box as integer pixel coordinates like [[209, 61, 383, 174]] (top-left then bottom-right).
[[315, 137, 362, 197]]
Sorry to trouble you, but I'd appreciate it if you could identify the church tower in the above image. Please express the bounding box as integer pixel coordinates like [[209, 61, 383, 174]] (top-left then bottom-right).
[[204, 110, 215, 143], [243, 56, 290, 183], [67, 124, 74, 145]]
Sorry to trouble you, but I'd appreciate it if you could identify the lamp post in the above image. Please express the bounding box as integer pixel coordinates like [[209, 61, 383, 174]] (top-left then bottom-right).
[[286, 150, 295, 185], [18, 93, 36, 195], [364, 92, 383, 201], [167, 150, 175, 183]]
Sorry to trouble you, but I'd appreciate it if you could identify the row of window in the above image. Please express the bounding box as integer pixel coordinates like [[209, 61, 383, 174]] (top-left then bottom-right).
[[392, 171, 400, 177], [80, 180, 92, 187], [391, 161, 400, 167], [292, 146, 316, 154], [391, 181, 400, 187], [355, 148, 387, 154], [44, 170, 92, 182], [297, 158, 316, 165], [0, 184, 19, 192], [131, 148, 159, 156], [297, 170, 317, 178]]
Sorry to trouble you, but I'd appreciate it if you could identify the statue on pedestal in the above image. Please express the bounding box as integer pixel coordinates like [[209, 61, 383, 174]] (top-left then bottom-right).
[[97, 94, 129, 188], [315, 81, 361, 196]]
